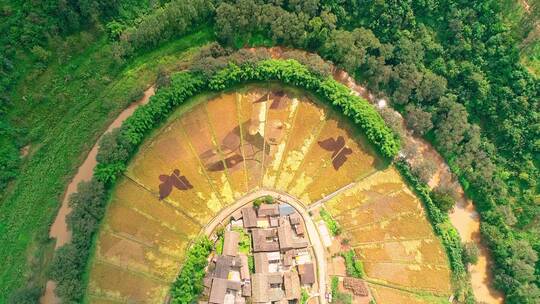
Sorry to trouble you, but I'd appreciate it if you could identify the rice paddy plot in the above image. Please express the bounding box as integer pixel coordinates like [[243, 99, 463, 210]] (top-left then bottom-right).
[[113, 179, 202, 234], [88, 261, 170, 303], [365, 261, 451, 293], [235, 90, 268, 191], [347, 213, 436, 245], [125, 118, 222, 219], [95, 231, 180, 280], [322, 165, 452, 297], [103, 204, 191, 257], [337, 190, 422, 228], [356, 239, 449, 266], [369, 284, 449, 304], [324, 168, 406, 217], [205, 93, 249, 197], [301, 132, 379, 205], [181, 105, 235, 204], [261, 92, 299, 188], [86, 86, 453, 302], [273, 99, 326, 192]]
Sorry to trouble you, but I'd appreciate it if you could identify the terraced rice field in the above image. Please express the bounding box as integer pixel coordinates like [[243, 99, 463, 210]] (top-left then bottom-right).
[[324, 168, 452, 301], [86, 85, 452, 303]]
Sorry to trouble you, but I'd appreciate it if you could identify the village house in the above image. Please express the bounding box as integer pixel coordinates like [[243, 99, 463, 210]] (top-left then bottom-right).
[[205, 202, 315, 304]]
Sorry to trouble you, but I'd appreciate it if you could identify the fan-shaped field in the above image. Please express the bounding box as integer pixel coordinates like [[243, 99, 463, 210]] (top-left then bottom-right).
[[86, 85, 451, 303]]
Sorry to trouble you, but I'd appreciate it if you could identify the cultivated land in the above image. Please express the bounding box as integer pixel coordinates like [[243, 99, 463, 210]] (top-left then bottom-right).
[[86, 86, 452, 303], [2, 1, 538, 303]]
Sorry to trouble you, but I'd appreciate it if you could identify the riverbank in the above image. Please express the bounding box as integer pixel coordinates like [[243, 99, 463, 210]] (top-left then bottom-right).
[[41, 86, 155, 304]]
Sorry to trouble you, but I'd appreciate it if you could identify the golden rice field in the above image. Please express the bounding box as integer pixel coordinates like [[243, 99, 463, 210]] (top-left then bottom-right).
[[86, 85, 451, 303], [324, 168, 452, 302]]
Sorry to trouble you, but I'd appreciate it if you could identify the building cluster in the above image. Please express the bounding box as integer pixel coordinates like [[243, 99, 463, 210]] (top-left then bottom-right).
[[202, 202, 316, 304]]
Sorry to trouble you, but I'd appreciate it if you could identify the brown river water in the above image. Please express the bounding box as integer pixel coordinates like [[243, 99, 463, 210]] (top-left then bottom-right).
[[41, 86, 155, 304]]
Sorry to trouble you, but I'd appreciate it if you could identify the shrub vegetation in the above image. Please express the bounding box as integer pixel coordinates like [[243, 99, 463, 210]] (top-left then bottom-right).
[[320, 208, 342, 236], [170, 236, 213, 304], [342, 250, 365, 279], [396, 160, 474, 302], [48, 179, 107, 302]]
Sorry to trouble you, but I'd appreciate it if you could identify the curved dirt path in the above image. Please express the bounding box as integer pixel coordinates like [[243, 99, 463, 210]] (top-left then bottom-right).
[[202, 189, 328, 304], [41, 86, 155, 304]]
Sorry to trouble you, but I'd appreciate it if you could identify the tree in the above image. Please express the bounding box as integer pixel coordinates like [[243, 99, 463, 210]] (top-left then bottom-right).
[[270, 10, 308, 46], [8, 286, 41, 304], [322, 30, 364, 71], [462, 242, 479, 265], [67, 179, 106, 250], [433, 94, 469, 154], [49, 244, 85, 301], [96, 128, 129, 165], [391, 63, 423, 105], [509, 283, 540, 304], [416, 70, 446, 102], [411, 159, 437, 184], [377, 107, 405, 141], [288, 0, 319, 16], [282, 50, 332, 76], [405, 104, 433, 135], [431, 188, 456, 213], [170, 237, 213, 303], [305, 10, 337, 49], [497, 205, 517, 227]]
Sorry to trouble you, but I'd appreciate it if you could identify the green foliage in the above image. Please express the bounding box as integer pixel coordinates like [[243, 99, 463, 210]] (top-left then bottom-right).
[[331, 276, 339, 297], [94, 162, 127, 184], [300, 288, 309, 304], [114, 0, 215, 56], [232, 227, 251, 254], [215, 227, 224, 255], [253, 195, 275, 207], [170, 237, 213, 304], [7, 285, 42, 304], [49, 179, 106, 302], [395, 160, 474, 303], [320, 208, 341, 236], [0, 30, 213, 301], [248, 255, 255, 274], [462, 242, 479, 266], [0, 133, 20, 192], [404, 104, 433, 136], [431, 189, 456, 213], [341, 250, 365, 279], [96, 129, 130, 164]]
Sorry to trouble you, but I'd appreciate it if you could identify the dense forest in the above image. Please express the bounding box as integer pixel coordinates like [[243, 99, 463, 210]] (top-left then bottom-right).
[[0, 0, 538, 303]]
